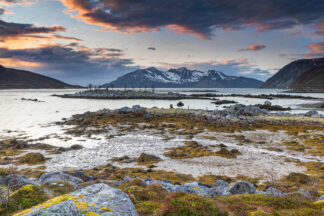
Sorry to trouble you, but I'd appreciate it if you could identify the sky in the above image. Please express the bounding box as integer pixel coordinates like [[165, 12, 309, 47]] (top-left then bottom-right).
[[0, 0, 324, 85]]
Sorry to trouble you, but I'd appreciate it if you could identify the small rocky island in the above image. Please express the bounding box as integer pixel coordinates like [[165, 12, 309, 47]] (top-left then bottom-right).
[[54, 89, 204, 100]]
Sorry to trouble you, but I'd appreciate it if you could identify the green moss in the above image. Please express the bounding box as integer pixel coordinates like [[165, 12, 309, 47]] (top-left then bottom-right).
[[1, 184, 47, 215], [158, 192, 227, 216], [42, 181, 75, 196], [216, 194, 322, 216], [18, 153, 46, 165]]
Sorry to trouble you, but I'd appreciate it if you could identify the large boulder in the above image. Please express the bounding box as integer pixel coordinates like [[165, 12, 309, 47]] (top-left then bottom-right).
[[18, 183, 139, 216], [229, 181, 256, 194], [39, 172, 83, 188], [25, 200, 82, 216]]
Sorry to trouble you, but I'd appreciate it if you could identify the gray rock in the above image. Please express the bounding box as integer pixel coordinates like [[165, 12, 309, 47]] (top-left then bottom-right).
[[0, 174, 40, 188], [183, 181, 211, 197], [39, 172, 83, 188], [70, 144, 83, 150], [298, 188, 313, 200], [265, 187, 283, 197], [318, 195, 324, 201], [143, 113, 153, 119], [255, 190, 267, 195], [72, 183, 138, 216], [264, 101, 272, 106], [26, 200, 82, 216], [305, 110, 319, 117], [207, 180, 231, 197], [229, 181, 256, 194], [71, 171, 96, 181], [132, 105, 145, 111], [25, 183, 138, 216], [120, 107, 132, 113]]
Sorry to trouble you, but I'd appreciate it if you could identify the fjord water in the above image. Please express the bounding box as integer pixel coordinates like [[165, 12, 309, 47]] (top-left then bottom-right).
[[0, 88, 323, 139]]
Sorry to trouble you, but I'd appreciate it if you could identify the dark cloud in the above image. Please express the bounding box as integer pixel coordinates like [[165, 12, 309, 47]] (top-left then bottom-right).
[[148, 47, 156, 51], [0, 19, 65, 37], [0, 44, 138, 85], [61, 0, 324, 39], [0, 0, 34, 5], [237, 44, 266, 52]]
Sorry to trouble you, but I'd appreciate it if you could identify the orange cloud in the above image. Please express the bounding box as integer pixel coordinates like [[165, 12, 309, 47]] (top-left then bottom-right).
[[0, 35, 55, 49], [0, 57, 43, 68], [237, 43, 266, 52], [304, 42, 324, 57]]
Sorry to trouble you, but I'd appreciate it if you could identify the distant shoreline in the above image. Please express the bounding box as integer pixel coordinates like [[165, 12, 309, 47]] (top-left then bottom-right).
[[283, 89, 324, 93], [52, 94, 211, 100]]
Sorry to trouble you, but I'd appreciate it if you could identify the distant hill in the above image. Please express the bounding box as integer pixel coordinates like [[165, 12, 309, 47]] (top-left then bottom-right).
[[261, 57, 324, 89], [103, 67, 263, 88], [0, 65, 77, 89], [289, 64, 324, 90]]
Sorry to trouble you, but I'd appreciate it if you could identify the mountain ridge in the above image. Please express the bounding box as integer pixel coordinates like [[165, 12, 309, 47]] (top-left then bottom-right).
[[289, 64, 324, 90], [261, 57, 324, 89], [0, 65, 78, 89], [103, 67, 263, 88]]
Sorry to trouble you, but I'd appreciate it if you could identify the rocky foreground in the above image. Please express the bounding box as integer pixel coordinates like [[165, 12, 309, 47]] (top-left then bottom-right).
[[0, 104, 324, 215], [0, 171, 323, 215]]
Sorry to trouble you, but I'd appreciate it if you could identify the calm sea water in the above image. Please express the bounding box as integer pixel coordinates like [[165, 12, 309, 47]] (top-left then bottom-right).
[[0, 88, 323, 139]]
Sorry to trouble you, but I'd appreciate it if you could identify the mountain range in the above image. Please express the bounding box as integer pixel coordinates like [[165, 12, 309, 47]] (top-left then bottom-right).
[[0, 65, 76, 89], [261, 57, 324, 89], [103, 67, 264, 88]]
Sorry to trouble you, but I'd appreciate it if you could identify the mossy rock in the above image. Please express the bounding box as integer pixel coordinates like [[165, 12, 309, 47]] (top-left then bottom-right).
[[217, 147, 241, 158], [19, 153, 46, 165], [136, 153, 161, 164], [0, 184, 47, 215], [286, 172, 311, 184]]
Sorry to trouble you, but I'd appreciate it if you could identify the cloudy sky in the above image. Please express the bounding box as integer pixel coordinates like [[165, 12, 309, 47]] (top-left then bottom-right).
[[0, 0, 323, 85]]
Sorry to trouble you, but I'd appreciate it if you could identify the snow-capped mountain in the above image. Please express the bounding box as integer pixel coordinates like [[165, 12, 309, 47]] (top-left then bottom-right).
[[103, 67, 263, 88]]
